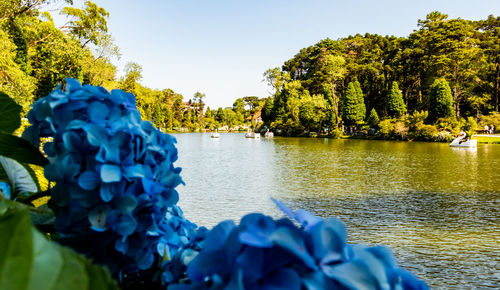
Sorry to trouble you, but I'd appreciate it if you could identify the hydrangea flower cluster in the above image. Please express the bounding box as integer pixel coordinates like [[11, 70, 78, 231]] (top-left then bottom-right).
[[22, 78, 185, 272], [167, 200, 428, 290]]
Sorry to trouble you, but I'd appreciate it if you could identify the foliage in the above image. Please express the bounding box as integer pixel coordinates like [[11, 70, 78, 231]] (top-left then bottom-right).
[[386, 82, 407, 118], [379, 119, 395, 138], [0, 198, 118, 290], [61, 1, 110, 48], [409, 124, 440, 141], [0, 30, 34, 109], [462, 116, 478, 139], [428, 79, 454, 122]]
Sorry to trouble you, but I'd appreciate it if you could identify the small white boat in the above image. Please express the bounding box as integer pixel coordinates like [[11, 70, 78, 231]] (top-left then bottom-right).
[[450, 132, 477, 147], [211, 129, 220, 138], [245, 129, 260, 139], [264, 129, 274, 138]]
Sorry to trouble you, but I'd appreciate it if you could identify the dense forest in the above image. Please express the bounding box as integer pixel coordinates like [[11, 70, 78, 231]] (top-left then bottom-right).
[[259, 11, 500, 140], [1, 1, 499, 139]]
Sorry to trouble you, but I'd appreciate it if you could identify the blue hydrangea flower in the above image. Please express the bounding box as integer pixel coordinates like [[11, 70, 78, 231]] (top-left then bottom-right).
[[23, 78, 186, 273], [0, 182, 11, 199], [167, 199, 428, 289]]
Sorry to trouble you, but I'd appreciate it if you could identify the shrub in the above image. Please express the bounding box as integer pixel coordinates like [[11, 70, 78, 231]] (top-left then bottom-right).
[[411, 124, 439, 141], [435, 117, 460, 135], [379, 119, 395, 138], [408, 111, 428, 130], [462, 117, 478, 139], [394, 121, 409, 140]]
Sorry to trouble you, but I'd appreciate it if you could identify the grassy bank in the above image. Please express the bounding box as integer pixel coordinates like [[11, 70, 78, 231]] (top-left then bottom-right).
[[473, 135, 500, 144]]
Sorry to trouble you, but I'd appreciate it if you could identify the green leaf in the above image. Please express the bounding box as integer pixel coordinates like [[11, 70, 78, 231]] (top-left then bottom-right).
[[0, 132, 49, 166], [0, 199, 119, 290], [0, 202, 32, 290], [0, 92, 22, 134], [0, 156, 38, 198]]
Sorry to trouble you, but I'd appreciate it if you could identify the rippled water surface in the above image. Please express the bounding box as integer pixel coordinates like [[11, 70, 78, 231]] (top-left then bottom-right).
[[173, 133, 500, 288]]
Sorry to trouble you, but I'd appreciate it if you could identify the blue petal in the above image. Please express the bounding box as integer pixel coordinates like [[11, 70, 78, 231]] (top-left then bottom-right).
[[296, 209, 323, 230], [270, 227, 317, 269], [88, 101, 110, 123], [307, 218, 347, 267], [115, 239, 128, 254], [64, 78, 82, 92], [85, 124, 108, 146], [322, 259, 378, 289], [114, 214, 137, 237], [103, 144, 120, 163], [395, 268, 429, 290], [116, 195, 138, 214], [0, 182, 11, 199], [137, 252, 154, 270], [62, 131, 83, 153], [78, 171, 100, 190], [123, 164, 146, 179], [100, 164, 122, 183], [261, 268, 301, 290], [272, 198, 297, 221], [48, 90, 68, 109], [302, 271, 339, 290], [99, 183, 114, 202]]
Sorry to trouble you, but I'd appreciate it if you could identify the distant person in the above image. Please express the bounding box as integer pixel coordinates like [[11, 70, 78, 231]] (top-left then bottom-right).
[[484, 125, 489, 134], [491, 125, 495, 134]]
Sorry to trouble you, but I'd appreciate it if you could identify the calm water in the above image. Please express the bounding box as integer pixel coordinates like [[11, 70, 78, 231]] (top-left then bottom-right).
[[173, 133, 500, 289]]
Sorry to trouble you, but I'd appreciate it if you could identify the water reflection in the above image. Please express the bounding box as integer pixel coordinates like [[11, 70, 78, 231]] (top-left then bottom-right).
[[173, 134, 500, 289]]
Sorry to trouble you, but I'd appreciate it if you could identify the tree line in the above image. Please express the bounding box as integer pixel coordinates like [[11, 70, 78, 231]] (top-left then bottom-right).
[[0, 0, 252, 132], [259, 11, 500, 139]]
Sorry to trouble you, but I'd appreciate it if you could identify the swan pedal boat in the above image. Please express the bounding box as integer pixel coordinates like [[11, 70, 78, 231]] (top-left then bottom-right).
[[211, 130, 220, 138], [245, 130, 260, 139], [450, 132, 477, 148]]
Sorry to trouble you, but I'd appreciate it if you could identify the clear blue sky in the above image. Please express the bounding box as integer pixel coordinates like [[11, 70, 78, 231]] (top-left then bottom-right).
[[53, 0, 500, 109]]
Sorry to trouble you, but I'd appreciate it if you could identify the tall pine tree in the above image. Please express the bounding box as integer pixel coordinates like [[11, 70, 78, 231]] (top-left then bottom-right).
[[342, 81, 366, 126]]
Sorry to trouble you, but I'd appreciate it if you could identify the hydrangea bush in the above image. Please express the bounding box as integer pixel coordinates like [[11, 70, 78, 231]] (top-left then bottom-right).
[[164, 199, 428, 289], [18, 79, 428, 289], [22, 79, 192, 273]]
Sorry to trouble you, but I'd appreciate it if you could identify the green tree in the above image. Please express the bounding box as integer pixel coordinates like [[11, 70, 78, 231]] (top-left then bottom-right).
[[232, 98, 245, 114], [192, 92, 205, 128], [61, 1, 110, 48], [428, 78, 454, 122], [261, 97, 274, 124], [342, 81, 366, 126], [120, 62, 142, 93], [367, 108, 380, 127], [299, 94, 327, 131], [0, 29, 34, 109], [386, 81, 406, 117]]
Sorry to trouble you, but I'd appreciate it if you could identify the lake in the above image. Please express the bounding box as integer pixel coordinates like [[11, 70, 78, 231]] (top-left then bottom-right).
[[173, 133, 500, 289]]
